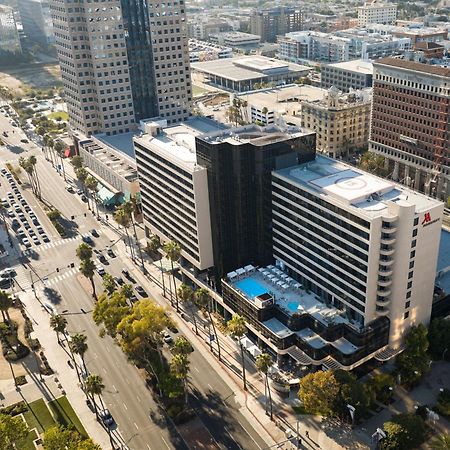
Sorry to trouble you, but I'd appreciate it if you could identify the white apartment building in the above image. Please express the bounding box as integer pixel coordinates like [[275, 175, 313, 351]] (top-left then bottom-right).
[[272, 155, 443, 348], [188, 39, 233, 63], [358, 1, 397, 26], [134, 119, 215, 271]]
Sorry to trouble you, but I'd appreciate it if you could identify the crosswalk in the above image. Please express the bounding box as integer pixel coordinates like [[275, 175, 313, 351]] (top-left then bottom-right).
[[21, 230, 105, 256]]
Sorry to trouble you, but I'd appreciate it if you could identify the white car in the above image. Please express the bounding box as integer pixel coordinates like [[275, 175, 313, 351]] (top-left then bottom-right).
[[96, 266, 105, 276], [22, 238, 31, 248], [0, 268, 16, 278]]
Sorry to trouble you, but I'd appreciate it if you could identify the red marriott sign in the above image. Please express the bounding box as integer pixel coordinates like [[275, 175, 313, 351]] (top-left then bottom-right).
[[421, 212, 439, 227]]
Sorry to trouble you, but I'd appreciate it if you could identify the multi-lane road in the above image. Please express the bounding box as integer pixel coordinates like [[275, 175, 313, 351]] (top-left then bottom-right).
[[0, 107, 268, 450]]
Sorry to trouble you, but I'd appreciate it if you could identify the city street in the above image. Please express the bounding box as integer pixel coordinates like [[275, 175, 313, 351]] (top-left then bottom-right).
[[0, 107, 269, 450]]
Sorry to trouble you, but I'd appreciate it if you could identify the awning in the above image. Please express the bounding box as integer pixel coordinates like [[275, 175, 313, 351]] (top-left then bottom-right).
[[240, 336, 253, 349], [97, 186, 117, 206], [248, 345, 262, 357], [64, 148, 71, 158]]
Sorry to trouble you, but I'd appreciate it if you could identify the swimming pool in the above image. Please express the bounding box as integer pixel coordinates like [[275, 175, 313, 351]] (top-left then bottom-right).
[[235, 278, 268, 299], [286, 301, 301, 313]]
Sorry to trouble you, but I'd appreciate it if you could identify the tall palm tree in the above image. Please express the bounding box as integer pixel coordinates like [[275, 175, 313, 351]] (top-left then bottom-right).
[[163, 241, 181, 312], [18, 157, 36, 195], [76, 242, 93, 261], [75, 167, 89, 208], [122, 200, 144, 271], [195, 288, 221, 360], [28, 155, 41, 198], [80, 258, 97, 300], [49, 314, 67, 344], [54, 140, 66, 181], [256, 353, 273, 419], [114, 207, 134, 259], [170, 354, 190, 405], [146, 235, 166, 297], [0, 204, 12, 246], [177, 284, 198, 335], [85, 176, 99, 217], [227, 314, 248, 390], [0, 290, 13, 324], [85, 374, 105, 416], [432, 434, 450, 450], [70, 333, 88, 374], [42, 134, 50, 161]]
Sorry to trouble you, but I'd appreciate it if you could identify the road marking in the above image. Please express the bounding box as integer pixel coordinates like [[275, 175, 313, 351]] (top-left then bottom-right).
[[134, 422, 139, 430], [237, 420, 263, 449], [102, 367, 107, 374], [147, 445, 152, 450], [136, 395, 141, 402], [194, 366, 200, 373], [123, 402, 128, 410], [161, 436, 171, 449], [208, 383, 213, 390], [112, 384, 116, 392]]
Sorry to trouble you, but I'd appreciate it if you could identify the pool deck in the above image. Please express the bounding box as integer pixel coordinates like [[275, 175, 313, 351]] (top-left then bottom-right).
[[230, 271, 351, 328]]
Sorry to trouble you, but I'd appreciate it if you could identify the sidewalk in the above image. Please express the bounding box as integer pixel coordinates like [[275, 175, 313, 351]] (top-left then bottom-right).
[[15, 288, 111, 449], [110, 237, 371, 450]]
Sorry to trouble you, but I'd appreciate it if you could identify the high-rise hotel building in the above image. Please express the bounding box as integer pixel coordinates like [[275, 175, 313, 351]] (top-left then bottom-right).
[[50, 0, 192, 136], [369, 57, 450, 200]]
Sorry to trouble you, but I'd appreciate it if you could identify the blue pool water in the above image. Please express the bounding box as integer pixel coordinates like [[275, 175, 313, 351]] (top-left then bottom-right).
[[235, 278, 268, 298], [286, 301, 300, 313]]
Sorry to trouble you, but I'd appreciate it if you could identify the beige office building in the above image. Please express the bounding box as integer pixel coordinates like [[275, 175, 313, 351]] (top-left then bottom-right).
[[301, 87, 372, 158], [358, 1, 397, 26]]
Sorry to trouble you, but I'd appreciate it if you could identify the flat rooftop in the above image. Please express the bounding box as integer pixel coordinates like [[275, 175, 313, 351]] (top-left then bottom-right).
[[237, 84, 327, 111], [191, 56, 310, 82], [375, 57, 450, 77], [274, 155, 443, 218], [96, 132, 136, 160], [133, 117, 227, 171], [325, 59, 374, 75]]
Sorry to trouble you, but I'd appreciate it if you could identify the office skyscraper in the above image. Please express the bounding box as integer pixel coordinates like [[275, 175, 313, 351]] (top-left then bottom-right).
[[50, 0, 192, 136]]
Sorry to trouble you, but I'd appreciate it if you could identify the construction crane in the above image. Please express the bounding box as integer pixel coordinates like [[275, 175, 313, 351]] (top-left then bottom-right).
[[424, 87, 449, 198]]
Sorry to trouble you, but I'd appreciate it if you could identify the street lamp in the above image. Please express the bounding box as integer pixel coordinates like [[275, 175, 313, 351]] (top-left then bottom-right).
[[371, 428, 386, 449], [347, 404, 356, 427]]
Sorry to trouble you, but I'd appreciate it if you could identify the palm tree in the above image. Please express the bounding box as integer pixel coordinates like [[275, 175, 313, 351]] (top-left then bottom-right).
[[170, 354, 190, 405], [80, 258, 97, 300], [0, 204, 12, 246], [114, 207, 134, 259], [0, 290, 13, 324], [76, 242, 93, 261], [256, 353, 273, 419], [85, 374, 105, 416], [177, 284, 198, 335], [54, 140, 66, 181], [163, 241, 181, 312], [195, 288, 221, 360], [432, 434, 450, 450], [19, 157, 36, 194], [146, 235, 166, 297], [85, 176, 99, 217], [69, 333, 88, 374], [75, 167, 89, 208], [49, 314, 67, 344], [227, 314, 248, 390], [29, 155, 41, 198], [122, 200, 145, 272], [42, 134, 51, 161]]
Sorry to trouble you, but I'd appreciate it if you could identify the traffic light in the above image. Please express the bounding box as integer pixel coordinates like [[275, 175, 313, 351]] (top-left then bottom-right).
[[70, 263, 75, 268], [56, 268, 60, 273]]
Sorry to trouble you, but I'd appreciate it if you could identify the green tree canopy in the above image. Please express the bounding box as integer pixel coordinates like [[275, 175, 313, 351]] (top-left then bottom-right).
[[381, 413, 426, 450], [428, 318, 450, 361], [93, 291, 131, 337], [0, 413, 28, 450], [299, 371, 340, 416], [76, 243, 93, 261]]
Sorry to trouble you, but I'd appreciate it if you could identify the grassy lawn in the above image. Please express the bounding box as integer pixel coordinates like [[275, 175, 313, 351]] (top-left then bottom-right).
[[48, 111, 68, 121], [192, 84, 208, 97], [48, 396, 87, 438], [22, 429, 39, 450], [23, 398, 56, 434]]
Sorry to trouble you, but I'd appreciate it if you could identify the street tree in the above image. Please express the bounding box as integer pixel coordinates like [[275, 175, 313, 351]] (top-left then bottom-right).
[[0, 289, 13, 324], [299, 371, 340, 417], [93, 291, 130, 337], [77, 440, 101, 450], [85, 374, 105, 416], [76, 242, 93, 261], [102, 273, 116, 296], [163, 241, 181, 311], [79, 258, 97, 299], [114, 206, 134, 258], [227, 314, 248, 390], [54, 140, 66, 180], [172, 336, 192, 356], [395, 324, 430, 387], [366, 372, 395, 404], [70, 333, 88, 373], [75, 167, 89, 208], [71, 155, 83, 169], [85, 176, 99, 217], [432, 434, 450, 450], [49, 314, 67, 343], [428, 318, 450, 361], [42, 425, 80, 450], [358, 152, 388, 177], [381, 413, 426, 450], [19, 156, 37, 195], [170, 354, 190, 405], [120, 283, 133, 300], [0, 412, 28, 450], [195, 288, 221, 359], [256, 353, 273, 419], [122, 200, 145, 271], [177, 284, 198, 335], [146, 234, 166, 297]]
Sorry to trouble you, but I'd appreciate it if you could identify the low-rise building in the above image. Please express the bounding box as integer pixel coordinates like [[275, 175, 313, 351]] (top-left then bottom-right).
[[0, 5, 21, 56], [365, 23, 449, 45], [210, 31, 260, 51], [321, 60, 374, 92], [191, 56, 310, 92], [358, 1, 397, 26], [301, 87, 372, 158], [78, 134, 139, 205], [188, 39, 233, 63]]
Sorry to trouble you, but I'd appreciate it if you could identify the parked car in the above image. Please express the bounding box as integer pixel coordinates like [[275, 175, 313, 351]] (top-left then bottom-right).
[[99, 409, 114, 427], [163, 332, 173, 344], [114, 276, 124, 286], [20, 138, 28, 143], [107, 247, 116, 258], [42, 235, 50, 243], [22, 238, 31, 248], [96, 266, 106, 276], [90, 229, 99, 238], [0, 268, 16, 278], [121, 269, 136, 283], [81, 194, 87, 202], [65, 185, 74, 193], [135, 285, 148, 297], [82, 235, 93, 245], [98, 254, 108, 265]]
